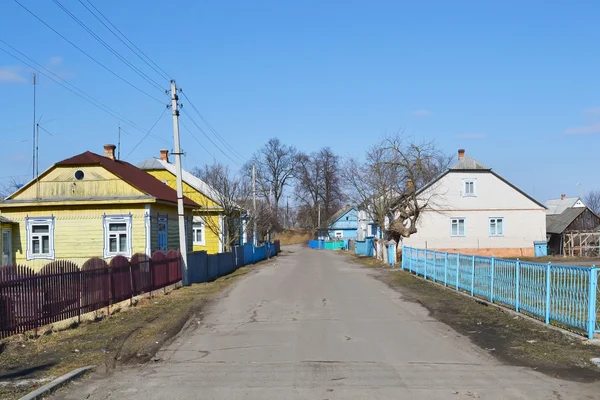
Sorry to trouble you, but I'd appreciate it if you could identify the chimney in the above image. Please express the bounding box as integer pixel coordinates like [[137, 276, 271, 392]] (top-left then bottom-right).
[[159, 149, 169, 163], [561, 194, 566, 200], [458, 149, 465, 160], [103, 144, 116, 160]]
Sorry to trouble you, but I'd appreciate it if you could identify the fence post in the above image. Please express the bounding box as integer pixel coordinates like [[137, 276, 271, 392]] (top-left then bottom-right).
[[545, 262, 551, 324], [409, 248, 413, 273], [424, 249, 427, 279], [471, 255, 475, 296], [129, 262, 134, 306], [587, 266, 597, 339], [456, 253, 460, 291], [444, 252, 448, 287], [433, 251, 437, 282], [490, 256, 495, 303], [515, 259, 520, 312]]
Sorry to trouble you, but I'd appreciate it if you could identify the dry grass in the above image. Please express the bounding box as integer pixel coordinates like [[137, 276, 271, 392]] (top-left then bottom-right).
[[0, 263, 265, 400], [351, 255, 600, 382], [274, 229, 312, 246]]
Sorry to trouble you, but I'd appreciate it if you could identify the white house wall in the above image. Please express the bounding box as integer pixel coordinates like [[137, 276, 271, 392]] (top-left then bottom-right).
[[402, 171, 546, 257]]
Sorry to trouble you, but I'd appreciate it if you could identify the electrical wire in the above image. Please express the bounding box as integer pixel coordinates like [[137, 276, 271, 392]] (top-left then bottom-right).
[[180, 108, 243, 166], [52, 0, 166, 92], [180, 91, 247, 162], [0, 38, 153, 134], [13, 0, 165, 104], [79, 0, 171, 81], [179, 119, 218, 161], [123, 107, 169, 160]]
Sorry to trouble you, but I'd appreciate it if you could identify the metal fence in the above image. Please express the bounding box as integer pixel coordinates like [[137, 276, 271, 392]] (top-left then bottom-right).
[[0, 250, 182, 339], [402, 246, 599, 338]]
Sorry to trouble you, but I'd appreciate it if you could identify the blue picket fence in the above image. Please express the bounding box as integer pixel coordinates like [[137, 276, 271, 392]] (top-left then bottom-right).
[[402, 246, 599, 338], [187, 241, 279, 285]]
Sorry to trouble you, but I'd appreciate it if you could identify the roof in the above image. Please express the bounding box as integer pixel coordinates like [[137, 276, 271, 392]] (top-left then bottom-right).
[[545, 197, 584, 215], [46, 151, 198, 207], [137, 157, 222, 205], [546, 207, 586, 234], [0, 216, 14, 224], [323, 206, 356, 228], [449, 155, 491, 171], [414, 155, 546, 209]]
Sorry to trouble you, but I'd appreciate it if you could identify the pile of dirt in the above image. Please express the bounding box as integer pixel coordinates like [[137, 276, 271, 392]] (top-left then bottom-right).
[[274, 229, 312, 246]]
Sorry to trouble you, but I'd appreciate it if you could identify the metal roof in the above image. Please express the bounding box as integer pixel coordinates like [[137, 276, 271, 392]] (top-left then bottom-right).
[[545, 197, 583, 215], [137, 157, 222, 205], [546, 207, 586, 234], [449, 155, 490, 171]]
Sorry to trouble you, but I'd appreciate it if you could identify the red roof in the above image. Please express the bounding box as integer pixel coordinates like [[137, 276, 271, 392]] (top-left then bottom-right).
[[56, 151, 198, 207]]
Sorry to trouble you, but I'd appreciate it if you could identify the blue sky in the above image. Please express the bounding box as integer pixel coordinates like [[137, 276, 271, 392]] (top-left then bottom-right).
[[1, 0, 599, 202]]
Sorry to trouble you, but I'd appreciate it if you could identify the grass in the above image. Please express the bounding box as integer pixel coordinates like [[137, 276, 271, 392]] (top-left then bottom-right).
[[273, 229, 312, 246], [351, 254, 600, 382], [0, 263, 264, 400]]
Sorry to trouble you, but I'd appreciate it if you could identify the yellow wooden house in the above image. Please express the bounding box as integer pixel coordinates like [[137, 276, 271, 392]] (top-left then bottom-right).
[[0, 145, 197, 270], [138, 150, 229, 254]]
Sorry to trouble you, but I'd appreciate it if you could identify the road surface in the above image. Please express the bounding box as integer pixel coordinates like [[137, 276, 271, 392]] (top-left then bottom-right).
[[55, 245, 599, 399]]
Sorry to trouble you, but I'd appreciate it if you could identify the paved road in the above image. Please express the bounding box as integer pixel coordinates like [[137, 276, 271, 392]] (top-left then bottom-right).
[[56, 245, 598, 399]]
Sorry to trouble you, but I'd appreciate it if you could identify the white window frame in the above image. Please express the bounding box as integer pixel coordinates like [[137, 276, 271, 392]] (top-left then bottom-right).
[[462, 178, 477, 197], [193, 216, 206, 246], [26, 216, 55, 261], [334, 230, 343, 239], [103, 214, 132, 258], [450, 217, 466, 237], [489, 217, 504, 237]]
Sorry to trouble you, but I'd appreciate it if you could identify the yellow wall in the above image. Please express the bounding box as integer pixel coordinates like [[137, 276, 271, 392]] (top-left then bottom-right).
[[0, 204, 192, 271], [11, 166, 145, 200], [146, 169, 223, 254], [149, 203, 193, 254]]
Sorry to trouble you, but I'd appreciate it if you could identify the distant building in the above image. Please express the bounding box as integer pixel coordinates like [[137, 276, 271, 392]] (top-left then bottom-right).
[[317, 206, 358, 241], [545, 195, 600, 256]]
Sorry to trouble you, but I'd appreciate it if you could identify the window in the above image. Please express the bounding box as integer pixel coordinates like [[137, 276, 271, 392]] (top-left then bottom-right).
[[193, 217, 205, 246], [103, 215, 132, 258], [462, 179, 476, 197], [157, 216, 168, 252], [451, 218, 465, 237], [334, 230, 343, 239], [489, 217, 504, 236], [26, 217, 55, 260]]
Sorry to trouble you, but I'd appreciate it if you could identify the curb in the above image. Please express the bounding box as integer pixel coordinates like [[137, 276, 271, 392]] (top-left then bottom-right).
[[18, 366, 95, 400]]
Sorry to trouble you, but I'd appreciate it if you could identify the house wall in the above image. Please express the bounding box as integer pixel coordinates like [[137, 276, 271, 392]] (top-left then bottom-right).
[[12, 166, 145, 200], [402, 171, 546, 257], [0, 204, 191, 271], [328, 228, 358, 239], [149, 203, 194, 255], [145, 169, 222, 254], [566, 209, 600, 231], [330, 208, 358, 229]]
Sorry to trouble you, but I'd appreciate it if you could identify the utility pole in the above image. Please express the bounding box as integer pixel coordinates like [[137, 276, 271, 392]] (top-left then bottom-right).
[[286, 195, 289, 230], [318, 203, 321, 228], [252, 164, 257, 246], [170, 80, 189, 286], [35, 121, 40, 199], [32, 73, 36, 179]]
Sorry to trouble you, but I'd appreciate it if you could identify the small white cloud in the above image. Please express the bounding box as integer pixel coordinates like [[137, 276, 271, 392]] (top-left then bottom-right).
[[564, 123, 600, 135], [0, 67, 26, 83], [48, 56, 63, 66], [411, 109, 432, 117], [584, 107, 600, 118], [455, 133, 488, 139]]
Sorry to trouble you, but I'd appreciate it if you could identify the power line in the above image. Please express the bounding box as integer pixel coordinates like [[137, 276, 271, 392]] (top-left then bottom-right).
[[52, 0, 166, 92], [124, 107, 169, 160], [180, 108, 243, 166], [13, 0, 165, 104], [179, 119, 218, 161], [78, 0, 171, 81], [180, 91, 247, 162], [0, 38, 151, 134]]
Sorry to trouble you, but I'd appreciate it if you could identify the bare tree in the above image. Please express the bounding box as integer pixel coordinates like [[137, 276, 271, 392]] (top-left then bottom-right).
[[244, 138, 298, 231], [0, 177, 25, 200], [344, 133, 451, 241], [585, 190, 600, 215], [294, 148, 344, 232], [192, 163, 251, 252]]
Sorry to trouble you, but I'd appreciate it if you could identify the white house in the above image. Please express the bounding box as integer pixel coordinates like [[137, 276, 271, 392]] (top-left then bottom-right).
[[401, 149, 546, 257]]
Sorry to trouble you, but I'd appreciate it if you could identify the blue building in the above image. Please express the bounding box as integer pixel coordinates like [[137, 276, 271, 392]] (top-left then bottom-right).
[[317, 206, 358, 240]]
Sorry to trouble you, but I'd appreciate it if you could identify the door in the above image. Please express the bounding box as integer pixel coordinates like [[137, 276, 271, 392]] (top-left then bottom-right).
[[2, 228, 12, 266]]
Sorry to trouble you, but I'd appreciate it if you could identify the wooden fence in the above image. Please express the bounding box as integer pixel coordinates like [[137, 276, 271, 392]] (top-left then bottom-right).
[[0, 250, 181, 339]]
